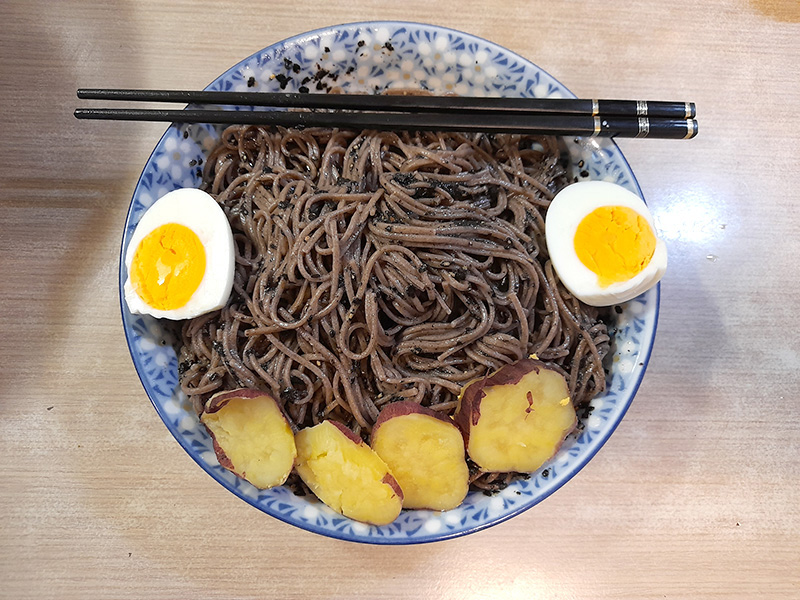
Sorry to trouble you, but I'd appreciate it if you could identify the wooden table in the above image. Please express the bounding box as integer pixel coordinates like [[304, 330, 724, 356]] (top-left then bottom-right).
[[2, 1, 798, 598]]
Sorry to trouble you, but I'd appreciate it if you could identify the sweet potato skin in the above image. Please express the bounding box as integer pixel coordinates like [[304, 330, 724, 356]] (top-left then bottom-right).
[[381, 472, 404, 500], [373, 400, 457, 435], [205, 387, 272, 411], [327, 419, 364, 445], [204, 387, 296, 429]]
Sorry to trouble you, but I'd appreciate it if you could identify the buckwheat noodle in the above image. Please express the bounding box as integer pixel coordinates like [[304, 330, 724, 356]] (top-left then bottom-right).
[[178, 125, 610, 491]]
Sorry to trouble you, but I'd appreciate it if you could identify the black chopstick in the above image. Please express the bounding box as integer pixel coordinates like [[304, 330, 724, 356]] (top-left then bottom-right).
[[74, 107, 698, 139], [77, 88, 696, 119]]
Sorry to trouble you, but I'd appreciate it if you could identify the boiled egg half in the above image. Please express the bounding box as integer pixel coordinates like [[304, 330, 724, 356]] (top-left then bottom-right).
[[545, 181, 667, 307], [124, 188, 235, 320]]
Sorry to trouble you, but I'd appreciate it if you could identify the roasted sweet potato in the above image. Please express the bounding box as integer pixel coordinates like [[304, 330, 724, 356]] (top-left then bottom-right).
[[200, 388, 297, 489], [295, 420, 403, 525], [371, 401, 469, 511], [454, 359, 576, 473]]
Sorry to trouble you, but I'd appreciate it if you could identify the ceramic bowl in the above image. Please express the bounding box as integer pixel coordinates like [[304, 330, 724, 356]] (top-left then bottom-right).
[[120, 21, 659, 544]]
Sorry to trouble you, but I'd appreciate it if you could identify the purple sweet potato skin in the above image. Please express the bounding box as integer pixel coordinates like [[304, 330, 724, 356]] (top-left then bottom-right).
[[381, 472, 404, 500], [453, 359, 548, 445], [328, 420, 365, 446], [372, 400, 456, 439], [209, 434, 237, 473], [204, 387, 274, 414]]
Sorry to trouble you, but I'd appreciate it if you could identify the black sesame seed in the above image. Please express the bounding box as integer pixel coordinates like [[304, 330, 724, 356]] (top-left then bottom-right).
[[275, 73, 292, 89], [247, 76, 256, 87]]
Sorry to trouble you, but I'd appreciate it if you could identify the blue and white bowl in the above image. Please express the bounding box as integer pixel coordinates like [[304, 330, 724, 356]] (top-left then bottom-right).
[[121, 21, 659, 544]]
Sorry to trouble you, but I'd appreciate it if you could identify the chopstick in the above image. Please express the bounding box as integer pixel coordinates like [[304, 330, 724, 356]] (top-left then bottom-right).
[[74, 107, 697, 139], [77, 88, 696, 119], [74, 89, 698, 139]]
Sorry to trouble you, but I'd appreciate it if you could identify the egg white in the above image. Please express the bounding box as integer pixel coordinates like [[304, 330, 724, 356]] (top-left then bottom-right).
[[124, 188, 235, 320], [545, 181, 667, 307]]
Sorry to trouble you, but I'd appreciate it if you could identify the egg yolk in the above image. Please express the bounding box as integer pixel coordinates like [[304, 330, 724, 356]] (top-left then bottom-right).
[[130, 223, 206, 310], [574, 206, 656, 287]]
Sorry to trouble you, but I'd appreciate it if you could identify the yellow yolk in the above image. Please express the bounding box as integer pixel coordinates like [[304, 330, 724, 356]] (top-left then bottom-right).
[[574, 206, 656, 288], [129, 223, 206, 310]]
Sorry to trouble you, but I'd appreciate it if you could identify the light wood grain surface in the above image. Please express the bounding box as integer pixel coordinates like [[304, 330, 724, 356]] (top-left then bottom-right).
[[1, 1, 799, 598]]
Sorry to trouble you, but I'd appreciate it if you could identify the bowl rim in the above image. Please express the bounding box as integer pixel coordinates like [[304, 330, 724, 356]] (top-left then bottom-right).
[[119, 20, 659, 544]]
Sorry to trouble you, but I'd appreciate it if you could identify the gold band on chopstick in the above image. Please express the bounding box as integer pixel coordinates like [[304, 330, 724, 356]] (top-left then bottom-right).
[[684, 119, 697, 139], [636, 100, 648, 116], [591, 99, 599, 116]]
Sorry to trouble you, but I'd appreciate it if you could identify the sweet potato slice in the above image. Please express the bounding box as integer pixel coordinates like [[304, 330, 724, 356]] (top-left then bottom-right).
[[371, 401, 469, 511], [201, 388, 297, 489], [295, 420, 403, 526], [454, 359, 576, 473]]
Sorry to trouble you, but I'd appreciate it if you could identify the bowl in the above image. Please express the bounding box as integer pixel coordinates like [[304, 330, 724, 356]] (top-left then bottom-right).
[[120, 21, 659, 544]]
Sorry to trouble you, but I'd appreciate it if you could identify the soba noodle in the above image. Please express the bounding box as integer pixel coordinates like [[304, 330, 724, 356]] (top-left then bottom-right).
[[178, 125, 610, 489]]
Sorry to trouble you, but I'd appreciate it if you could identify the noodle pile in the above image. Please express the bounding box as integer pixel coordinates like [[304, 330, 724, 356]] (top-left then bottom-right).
[[178, 125, 610, 489]]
